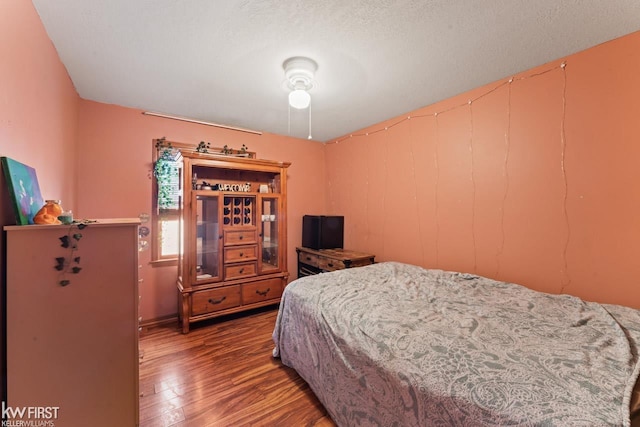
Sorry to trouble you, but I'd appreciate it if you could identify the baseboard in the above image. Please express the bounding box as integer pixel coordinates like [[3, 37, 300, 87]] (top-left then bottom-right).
[[139, 314, 178, 334]]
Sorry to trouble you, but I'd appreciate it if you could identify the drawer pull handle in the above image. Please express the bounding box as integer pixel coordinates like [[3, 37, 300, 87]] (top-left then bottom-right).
[[239, 235, 244, 240], [328, 263, 334, 267], [256, 287, 271, 297], [239, 252, 244, 257], [239, 268, 244, 273], [208, 296, 226, 305], [306, 256, 311, 261]]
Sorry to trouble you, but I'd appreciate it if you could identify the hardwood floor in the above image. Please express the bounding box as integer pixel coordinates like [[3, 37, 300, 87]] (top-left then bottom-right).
[[138, 306, 336, 427]]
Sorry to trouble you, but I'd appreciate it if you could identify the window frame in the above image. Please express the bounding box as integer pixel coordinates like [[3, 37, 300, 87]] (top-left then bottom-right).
[[151, 139, 191, 266]]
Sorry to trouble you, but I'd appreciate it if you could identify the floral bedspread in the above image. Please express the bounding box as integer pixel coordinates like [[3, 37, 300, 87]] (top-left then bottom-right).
[[273, 262, 640, 426]]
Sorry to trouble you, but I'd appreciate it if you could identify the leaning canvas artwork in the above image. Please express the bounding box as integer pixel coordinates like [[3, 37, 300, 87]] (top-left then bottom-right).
[[1, 156, 44, 225]]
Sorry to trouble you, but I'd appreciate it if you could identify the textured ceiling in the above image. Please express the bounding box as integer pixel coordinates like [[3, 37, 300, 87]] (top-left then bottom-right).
[[32, 0, 640, 142]]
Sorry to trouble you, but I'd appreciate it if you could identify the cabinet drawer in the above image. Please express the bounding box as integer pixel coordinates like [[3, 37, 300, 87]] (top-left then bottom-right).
[[350, 257, 375, 268], [192, 286, 241, 316], [298, 252, 319, 268], [224, 229, 257, 246], [224, 262, 257, 279], [318, 257, 345, 271], [224, 245, 257, 263], [242, 278, 283, 305]]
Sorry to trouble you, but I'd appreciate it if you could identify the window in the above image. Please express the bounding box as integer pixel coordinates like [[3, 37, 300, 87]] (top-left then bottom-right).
[[156, 214, 181, 260], [152, 139, 184, 264]]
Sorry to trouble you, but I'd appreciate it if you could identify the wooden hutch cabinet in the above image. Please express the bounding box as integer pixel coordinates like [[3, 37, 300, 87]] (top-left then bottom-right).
[[178, 152, 290, 333]]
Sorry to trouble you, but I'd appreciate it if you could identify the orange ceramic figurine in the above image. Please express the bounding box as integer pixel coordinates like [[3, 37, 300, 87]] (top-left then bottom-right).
[[33, 200, 63, 225]]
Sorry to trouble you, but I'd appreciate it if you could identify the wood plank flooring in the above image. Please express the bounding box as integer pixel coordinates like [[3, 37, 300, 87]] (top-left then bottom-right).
[[138, 306, 336, 427]]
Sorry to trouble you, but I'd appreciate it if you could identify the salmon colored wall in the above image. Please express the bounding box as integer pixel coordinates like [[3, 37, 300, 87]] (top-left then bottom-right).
[[325, 31, 640, 309], [0, 0, 79, 212], [76, 100, 325, 321], [1, 0, 79, 403]]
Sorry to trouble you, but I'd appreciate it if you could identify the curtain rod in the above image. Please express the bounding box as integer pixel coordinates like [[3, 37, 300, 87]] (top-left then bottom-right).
[[142, 111, 262, 135]]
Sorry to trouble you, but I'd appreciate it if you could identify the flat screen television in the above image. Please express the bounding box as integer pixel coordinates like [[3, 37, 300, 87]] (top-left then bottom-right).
[[302, 215, 344, 250]]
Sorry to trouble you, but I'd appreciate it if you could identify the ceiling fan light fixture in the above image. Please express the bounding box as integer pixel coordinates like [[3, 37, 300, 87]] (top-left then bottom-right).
[[288, 89, 311, 109], [283, 56, 317, 109]]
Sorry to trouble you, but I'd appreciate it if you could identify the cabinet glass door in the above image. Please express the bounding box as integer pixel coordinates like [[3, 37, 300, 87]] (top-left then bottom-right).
[[195, 194, 221, 282], [260, 196, 280, 273]]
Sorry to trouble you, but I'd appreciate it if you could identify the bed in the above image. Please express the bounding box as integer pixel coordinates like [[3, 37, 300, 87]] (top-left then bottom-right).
[[272, 262, 640, 426]]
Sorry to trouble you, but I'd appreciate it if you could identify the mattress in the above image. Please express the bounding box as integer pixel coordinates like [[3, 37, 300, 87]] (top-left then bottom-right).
[[273, 262, 640, 426]]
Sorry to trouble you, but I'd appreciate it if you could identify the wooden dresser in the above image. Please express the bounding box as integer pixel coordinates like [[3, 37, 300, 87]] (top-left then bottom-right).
[[4, 219, 140, 427], [296, 247, 375, 277]]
